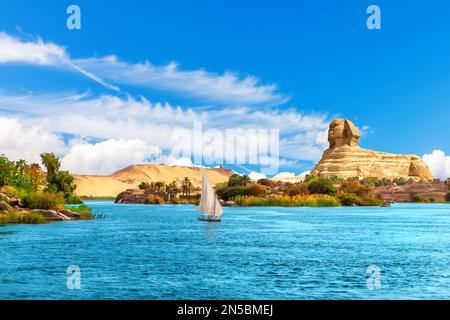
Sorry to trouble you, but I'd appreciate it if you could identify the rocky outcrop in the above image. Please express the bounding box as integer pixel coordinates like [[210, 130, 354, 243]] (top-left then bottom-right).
[[115, 189, 174, 204], [0, 192, 85, 223], [374, 180, 447, 202], [0, 201, 14, 212], [116, 189, 148, 204], [29, 209, 85, 221], [311, 119, 434, 181]]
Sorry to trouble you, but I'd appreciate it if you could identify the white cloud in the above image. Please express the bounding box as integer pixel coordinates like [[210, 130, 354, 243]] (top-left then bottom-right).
[[423, 150, 450, 180], [75, 56, 288, 105], [273, 172, 296, 179], [0, 117, 65, 163], [0, 31, 286, 105], [167, 157, 194, 167], [0, 92, 330, 163], [0, 31, 333, 173], [61, 139, 161, 175], [0, 32, 66, 65], [248, 171, 267, 180], [0, 32, 118, 91]]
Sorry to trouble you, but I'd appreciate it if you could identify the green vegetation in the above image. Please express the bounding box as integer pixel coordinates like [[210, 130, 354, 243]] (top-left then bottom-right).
[[134, 177, 199, 204], [217, 184, 267, 201], [0, 211, 45, 224], [227, 174, 251, 187], [22, 191, 65, 210], [235, 194, 340, 207], [360, 177, 414, 187], [0, 153, 90, 224], [65, 204, 93, 219], [138, 182, 152, 190], [181, 177, 193, 196], [216, 174, 385, 207], [446, 192, 450, 202], [408, 193, 446, 204], [409, 193, 425, 203], [144, 195, 165, 204], [307, 177, 337, 196], [40, 153, 81, 203]]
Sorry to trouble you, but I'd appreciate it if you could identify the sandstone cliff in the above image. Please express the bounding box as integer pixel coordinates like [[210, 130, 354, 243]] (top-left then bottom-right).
[[74, 164, 233, 198], [311, 119, 434, 181]]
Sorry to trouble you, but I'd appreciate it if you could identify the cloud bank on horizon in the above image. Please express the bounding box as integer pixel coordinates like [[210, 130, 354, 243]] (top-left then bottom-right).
[[423, 150, 450, 180], [0, 31, 448, 179]]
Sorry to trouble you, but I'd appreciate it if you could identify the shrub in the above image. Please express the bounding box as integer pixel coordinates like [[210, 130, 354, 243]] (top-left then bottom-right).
[[0, 185, 23, 198], [144, 195, 165, 204], [0, 211, 45, 224], [234, 194, 340, 207], [257, 179, 277, 187], [339, 193, 361, 206], [446, 192, 450, 202], [361, 177, 392, 187], [245, 184, 267, 197], [216, 184, 266, 201], [22, 191, 65, 210], [409, 193, 426, 203], [359, 195, 384, 206], [66, 194, 83, 204], [307, 178, 337, 196], [227, 174, 251, 187], [66, 204, 93, 219], [138, 182, 151, 190], [283, 183, 309, 196], [393, 178, 407, 186], [339, 180, 372, 197]]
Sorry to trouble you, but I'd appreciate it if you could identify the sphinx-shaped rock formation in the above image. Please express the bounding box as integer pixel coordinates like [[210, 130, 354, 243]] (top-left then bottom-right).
[[311, 119, 434, 181]]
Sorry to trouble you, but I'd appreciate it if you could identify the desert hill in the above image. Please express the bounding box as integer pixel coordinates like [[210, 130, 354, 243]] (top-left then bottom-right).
[[74, 164, 234, 198]]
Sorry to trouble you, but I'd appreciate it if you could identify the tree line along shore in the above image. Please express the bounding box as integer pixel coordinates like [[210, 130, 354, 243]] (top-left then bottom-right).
[[0, 153, 92, 224], [116, 173, 450, 207]]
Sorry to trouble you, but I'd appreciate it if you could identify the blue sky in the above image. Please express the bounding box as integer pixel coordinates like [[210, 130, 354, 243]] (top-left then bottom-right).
[[0, 0, 449, 178]]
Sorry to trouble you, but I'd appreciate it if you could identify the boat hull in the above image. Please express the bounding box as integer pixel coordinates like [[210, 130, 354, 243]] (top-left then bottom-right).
[[198, 216, 221, 222]]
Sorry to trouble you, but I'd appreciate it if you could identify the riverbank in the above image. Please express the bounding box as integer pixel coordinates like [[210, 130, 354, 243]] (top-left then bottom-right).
[[0, 204, 92, 224], [0, 153, 93, 225]]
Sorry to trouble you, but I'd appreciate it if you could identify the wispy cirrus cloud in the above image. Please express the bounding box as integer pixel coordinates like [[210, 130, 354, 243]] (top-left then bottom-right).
[[0, 31, 287, 105], [74, 56, 289, 106], [0, 32, 120, 92], [0, 32, 66, 65]]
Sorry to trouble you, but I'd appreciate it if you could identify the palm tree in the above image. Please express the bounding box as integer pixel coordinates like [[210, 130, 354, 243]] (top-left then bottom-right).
[[182, 177, 192, 197], [242, 174, 251, 186], [187, 181, 193, 197], [155, 181, 165, 192], [167, 180, 179, 200]]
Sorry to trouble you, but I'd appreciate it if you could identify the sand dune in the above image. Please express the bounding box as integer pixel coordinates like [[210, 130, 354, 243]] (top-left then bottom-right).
[[74, 164, 234, 198]]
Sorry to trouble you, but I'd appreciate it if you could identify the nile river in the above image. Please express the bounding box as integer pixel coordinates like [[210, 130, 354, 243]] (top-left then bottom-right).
[[1, 201, 450, 299]]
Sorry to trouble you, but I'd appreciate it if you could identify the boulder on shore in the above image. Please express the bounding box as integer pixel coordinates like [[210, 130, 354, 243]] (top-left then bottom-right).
[[0, 201, 14, 212]]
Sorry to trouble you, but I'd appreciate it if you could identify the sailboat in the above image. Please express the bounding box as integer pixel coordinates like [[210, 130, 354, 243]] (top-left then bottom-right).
[[197, 172, 223, 222]]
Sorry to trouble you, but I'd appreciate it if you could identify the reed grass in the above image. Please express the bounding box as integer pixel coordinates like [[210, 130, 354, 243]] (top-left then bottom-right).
[[64, 204, 94, 220], [234, 194, 340, 207], [0, 211, 46, 224]]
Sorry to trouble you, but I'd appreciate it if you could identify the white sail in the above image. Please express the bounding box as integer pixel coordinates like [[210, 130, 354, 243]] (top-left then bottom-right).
[[197, 172, 223, 217]]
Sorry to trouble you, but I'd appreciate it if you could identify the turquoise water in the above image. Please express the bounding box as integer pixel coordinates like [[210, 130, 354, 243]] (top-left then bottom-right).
[[1, 202, 450, 299]]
